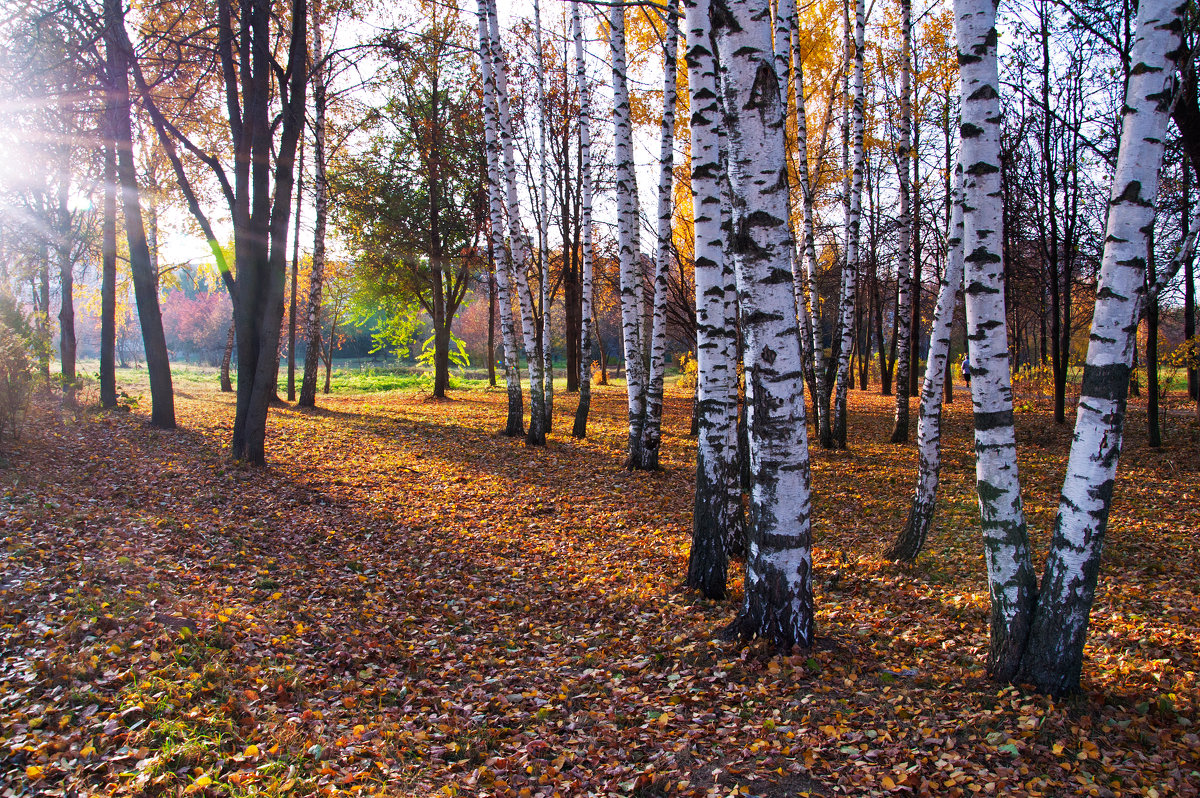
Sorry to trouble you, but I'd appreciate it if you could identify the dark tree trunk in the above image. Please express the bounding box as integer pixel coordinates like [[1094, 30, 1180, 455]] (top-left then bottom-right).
[[220, 322, 234, 392], [874, 270, 890, 395], [108, 0, 174, 428], [1184, 157, 1196, 402], [56, 178, 76, 403], [1147, 233, 1161, 448], [100, 140, 117, 409], [227, 0, 307, 462], [288, 138, 304, 402]]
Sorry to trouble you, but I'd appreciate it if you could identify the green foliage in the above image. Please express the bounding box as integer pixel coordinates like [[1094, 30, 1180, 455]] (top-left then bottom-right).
[[416, 333, 470, 372], [0, 294, 34, 440]]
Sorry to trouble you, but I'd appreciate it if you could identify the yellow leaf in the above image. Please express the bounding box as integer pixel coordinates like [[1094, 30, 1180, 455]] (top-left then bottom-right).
[[244, 745, 259, 757], [882, 775, 896, 790], [26, 765, 44, 780]]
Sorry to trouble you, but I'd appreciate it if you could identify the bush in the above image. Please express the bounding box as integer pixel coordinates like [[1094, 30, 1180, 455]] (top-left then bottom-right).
[[0, 323, 32, 439]]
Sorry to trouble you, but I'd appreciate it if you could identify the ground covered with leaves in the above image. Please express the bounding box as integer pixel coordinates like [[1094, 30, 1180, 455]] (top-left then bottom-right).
[[1, 379, 1198, 797]]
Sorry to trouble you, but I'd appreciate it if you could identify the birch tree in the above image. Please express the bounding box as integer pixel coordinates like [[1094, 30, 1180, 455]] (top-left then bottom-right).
[[534, 0, 553, 430], [684, 0, 742, 599], [486, 0, 546, 446], [711, 0, 816, 648], [890, 0, 915, 444], [642, 4, 681, 471], [956, 0, 1038, 682], [610, 1, 648, 468], [831, 0, 865, 449], [886, 165, 963, 562], [299, 0, 330, 408], [477, 0, 524, 436], [1017, 0, 1187, 695], [787, 2, 830, 449], [570, 0, 595, 439]]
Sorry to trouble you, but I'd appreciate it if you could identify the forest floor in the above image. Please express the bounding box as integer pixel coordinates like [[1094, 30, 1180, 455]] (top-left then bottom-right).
[[1, 378, 1198, 798]]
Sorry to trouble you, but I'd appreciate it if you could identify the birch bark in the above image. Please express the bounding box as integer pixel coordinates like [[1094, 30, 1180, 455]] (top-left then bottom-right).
[[887, 165, 963, 562], [684, 0, 742, 598], [571, 0, 595, 439], [610, 2, 648, 467], [956, 0, 1037, 681], [1019, 0, 1186, 695], [712, 0, 815, 648], [477, 1, 525, 436], [643, 4, 681, 470]]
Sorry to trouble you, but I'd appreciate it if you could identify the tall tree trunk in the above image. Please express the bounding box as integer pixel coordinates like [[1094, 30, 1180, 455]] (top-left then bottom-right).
[[100, 140, 117, 409], [534, 0, 553, 430], [571, 0, 595, 439], [1018, 0, 1185, 695], [684, 0, 741, 598], [288, 137, 304, 402], [1182, 156, 1196, 403], [107, 0, 175, 429], [486, 0, 544, 445], [299, 0, 328, 409], [886, 166, 963, 562], [610, 1, 647, 467], [890, 0, 914, 443], [789, 5, 830, 447], [712, 0, 815, 648], [832, 0, 865, 449], [477, 0, 525, 436], [228, 0, 307, 462], [642, 5, 680, 471], [56, 175, 76, 403], [957, 0, 1036, 682], [1147, 256, 1161, 448]]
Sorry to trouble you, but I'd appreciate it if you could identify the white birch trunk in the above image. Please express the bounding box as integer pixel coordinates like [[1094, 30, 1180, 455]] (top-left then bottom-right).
[[1020, 0, 1187, 695], [643, 5, 681, 471], [788, 6, 829, 447], [712, 0, 815, 649], [684, 0, 742, 598], [486, 0, 545, 445], [831, 0, 865, 449], [298, 0, 327, 408], [956, 0, 1037, 681], [890, 0, 915, 443], [477, 1, 524, 436], [887, 165, 963, 561], [571, 0, 595, 439], [534, 0, 553, 430], [610, 2, 648, 468]]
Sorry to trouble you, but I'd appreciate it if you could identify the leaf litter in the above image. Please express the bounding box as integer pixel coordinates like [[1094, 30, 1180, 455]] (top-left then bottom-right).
[[0, 383, 1197, 797]]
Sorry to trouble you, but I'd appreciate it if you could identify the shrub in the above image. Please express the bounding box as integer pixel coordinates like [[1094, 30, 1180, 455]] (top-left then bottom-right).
[[0, 323, 32, 439]]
